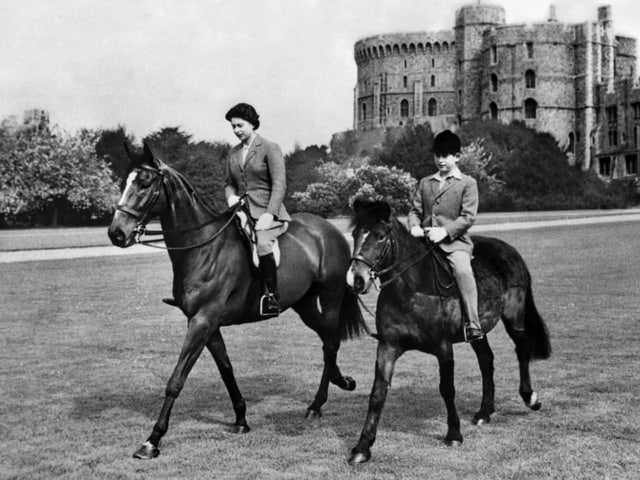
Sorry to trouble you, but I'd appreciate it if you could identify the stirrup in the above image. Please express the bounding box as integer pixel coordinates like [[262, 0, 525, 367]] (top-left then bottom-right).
[[464, 326, 484, 343], [260, 293, 280, 318]]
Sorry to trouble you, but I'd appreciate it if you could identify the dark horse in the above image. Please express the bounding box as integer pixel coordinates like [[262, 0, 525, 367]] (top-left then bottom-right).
[[108, 143, 366, 459], [346, 199, 551, 464]]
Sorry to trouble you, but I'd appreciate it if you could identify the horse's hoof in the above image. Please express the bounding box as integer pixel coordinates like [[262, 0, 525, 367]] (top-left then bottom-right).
[[305, 408, 322, 419], [230, 424, 250, 434], [343, 376, 356, 391], [133, 441, 159, 460], [348, 451, 371, 465], [444, 439, 463, 448]]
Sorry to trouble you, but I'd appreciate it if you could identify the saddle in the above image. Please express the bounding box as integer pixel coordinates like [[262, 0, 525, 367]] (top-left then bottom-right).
[[424, 244, 458, 298], [233, 207, 280, 269]]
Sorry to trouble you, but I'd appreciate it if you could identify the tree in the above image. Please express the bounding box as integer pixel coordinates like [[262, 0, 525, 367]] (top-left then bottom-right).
[[285, 144, 328, 207], [0, 128, 120, 226], [373, 123, 435, 179], [95, 126, 136, 183]]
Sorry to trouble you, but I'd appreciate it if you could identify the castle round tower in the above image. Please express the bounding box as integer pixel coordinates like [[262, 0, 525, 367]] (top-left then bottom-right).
[[353, 31, 456, 131]]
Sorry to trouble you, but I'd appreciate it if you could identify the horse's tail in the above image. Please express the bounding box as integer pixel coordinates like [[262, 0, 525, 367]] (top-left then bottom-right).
[[339, 288, 370, 340], [523, 282, 552, 360]]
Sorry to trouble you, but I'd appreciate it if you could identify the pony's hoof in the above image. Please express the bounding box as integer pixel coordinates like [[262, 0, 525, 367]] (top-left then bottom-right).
[[526, 392, 541, 411], [472, 413, 491, 425], [444, 439, 463, 448], [305, 408, 322, 419], [348, 451, 371, 465], [230, 424, 250, 434], [133, 441, 159, 460]]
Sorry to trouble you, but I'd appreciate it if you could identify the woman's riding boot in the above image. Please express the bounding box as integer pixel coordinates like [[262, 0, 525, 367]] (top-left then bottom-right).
[[259, 253, 280, 317]]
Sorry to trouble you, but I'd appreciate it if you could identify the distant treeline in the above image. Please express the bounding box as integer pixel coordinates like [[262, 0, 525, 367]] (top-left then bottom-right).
[[0, 120, 637, 227]]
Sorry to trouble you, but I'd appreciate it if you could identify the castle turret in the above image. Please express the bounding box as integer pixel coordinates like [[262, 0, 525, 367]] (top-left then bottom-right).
[[454, 3, 505, 123]]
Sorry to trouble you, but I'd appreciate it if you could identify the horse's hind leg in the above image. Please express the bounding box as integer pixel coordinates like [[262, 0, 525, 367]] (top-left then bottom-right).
[[292, 293, 354, 418], [470, 337, 495, 425], [512, 333, 542, 410], [205, 329, 250, 433]]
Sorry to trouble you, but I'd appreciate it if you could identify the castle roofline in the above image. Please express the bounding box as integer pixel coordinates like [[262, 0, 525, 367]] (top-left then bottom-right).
[[355, 30, 454, 46]]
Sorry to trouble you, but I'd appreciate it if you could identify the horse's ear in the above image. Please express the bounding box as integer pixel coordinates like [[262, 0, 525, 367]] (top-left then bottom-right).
[[142, 141, 161, 169], [123, 141, 141, 167]]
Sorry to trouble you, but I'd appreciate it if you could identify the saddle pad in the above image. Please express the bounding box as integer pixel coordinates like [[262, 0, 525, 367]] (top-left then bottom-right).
[[236, 210, 280, 268]]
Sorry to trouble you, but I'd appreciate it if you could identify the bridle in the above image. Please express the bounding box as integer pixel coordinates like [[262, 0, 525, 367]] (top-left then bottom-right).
[[115, 164, 241, 251], [350, 223, 438, 290]]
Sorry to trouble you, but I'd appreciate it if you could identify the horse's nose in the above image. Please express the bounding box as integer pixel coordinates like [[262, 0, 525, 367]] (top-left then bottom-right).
[[108, 226, 126, 247], [353, 275, 366, 294]]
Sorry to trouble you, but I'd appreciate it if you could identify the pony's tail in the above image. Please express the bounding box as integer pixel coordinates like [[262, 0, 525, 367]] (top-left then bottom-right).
[[339, 288, 370, 340], [524, 283, 552, 360]]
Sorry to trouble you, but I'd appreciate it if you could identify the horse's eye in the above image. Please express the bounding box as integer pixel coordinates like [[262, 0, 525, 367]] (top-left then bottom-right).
[[375, 230, 387, 242]]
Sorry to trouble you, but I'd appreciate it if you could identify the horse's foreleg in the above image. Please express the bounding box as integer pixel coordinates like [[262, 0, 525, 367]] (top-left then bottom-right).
[[206, 329, 249, 433], [349, 342, 399, 465], [437, 346, 462, 446], [470, 336, 495, 425], [133, 314, 212, 460]]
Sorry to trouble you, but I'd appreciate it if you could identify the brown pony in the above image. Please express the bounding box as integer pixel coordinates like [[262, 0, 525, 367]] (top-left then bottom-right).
[[346, 199, 551, 464], [108, 143, 366, 459]]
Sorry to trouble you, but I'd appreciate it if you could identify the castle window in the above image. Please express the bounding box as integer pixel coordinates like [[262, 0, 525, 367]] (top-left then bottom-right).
[[443, 42, 449, 52], [599, 157, 612, 176], [491, 74, 498, 92], [404, 60, 407, 68], [632, 102, 640, 120], [625, 154, 638, 174], [489, 102, 498, 120], [432, 58, 435, 68], [568, 132, 575, 152], [490, 45, 497, 64], [525, 70, 536, 89], [401, 99, 409, 117], [409, 43, 416, 54], [393, 44, 400, 55], [430, 75, 435, 87], [403, 76, 408, 88], [524, 98, 537, 119], [361, 103, 367, 121], [434, 42, 440, 53], [606, 106, 618, 146], [428, 98, 437, 116], [526, 42, 534, 59]]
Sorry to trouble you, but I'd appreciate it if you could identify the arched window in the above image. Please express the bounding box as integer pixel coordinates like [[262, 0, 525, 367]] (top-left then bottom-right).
[[568, 132, 575, 152], [428, 98, 437, 116], [361, 103, 367, 121], [525, 70, 536, 89], [491, 73, 498, 92], [430, 75, 435, 87], [489, 102, 498, 120], [524, 98, 537, 119], [400, 99, 409, 117]]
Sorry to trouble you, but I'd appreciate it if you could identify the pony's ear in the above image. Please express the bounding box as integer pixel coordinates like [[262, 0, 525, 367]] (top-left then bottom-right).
[[375, 201, 391, 222]]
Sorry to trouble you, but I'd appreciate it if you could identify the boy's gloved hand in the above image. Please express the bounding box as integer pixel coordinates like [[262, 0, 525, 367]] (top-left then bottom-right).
[[410, 225, 425, 238], [426, 227, 448, 243]]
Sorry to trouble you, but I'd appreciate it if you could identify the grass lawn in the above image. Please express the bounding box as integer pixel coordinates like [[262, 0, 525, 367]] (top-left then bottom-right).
[[1, 221, 639, 479]]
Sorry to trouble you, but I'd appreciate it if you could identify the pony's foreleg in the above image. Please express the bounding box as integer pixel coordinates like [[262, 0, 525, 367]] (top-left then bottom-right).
[[133, 313, 212, 460], [470, 337, 495, 425], [437, 345, 462, 446], [349, 342, 399, 465], [205, 329, 249, 433]]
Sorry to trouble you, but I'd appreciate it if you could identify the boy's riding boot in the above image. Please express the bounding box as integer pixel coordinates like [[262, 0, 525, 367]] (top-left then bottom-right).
[[259, 253, 280, 318], [464, 316, 484, 343]]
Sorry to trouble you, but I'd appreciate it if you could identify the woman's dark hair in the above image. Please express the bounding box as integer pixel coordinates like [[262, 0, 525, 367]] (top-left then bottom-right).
[[225, 103, 260, 129]]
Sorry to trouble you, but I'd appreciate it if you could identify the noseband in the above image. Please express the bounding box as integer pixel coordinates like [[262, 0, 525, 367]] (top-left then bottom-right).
[[115, 164, 164, 224], [350, 225, 436, 289]]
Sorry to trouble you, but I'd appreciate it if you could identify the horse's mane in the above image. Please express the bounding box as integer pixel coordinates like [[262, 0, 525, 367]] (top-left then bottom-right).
[[156, 159, 220, 219]]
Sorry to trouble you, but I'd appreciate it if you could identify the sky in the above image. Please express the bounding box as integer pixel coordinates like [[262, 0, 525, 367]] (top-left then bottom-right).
[[1, 0, 639, 153]]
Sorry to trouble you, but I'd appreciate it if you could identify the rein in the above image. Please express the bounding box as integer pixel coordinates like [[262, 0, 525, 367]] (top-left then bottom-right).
[[117, 163, 244, 251], [352, 229, 453, 291]]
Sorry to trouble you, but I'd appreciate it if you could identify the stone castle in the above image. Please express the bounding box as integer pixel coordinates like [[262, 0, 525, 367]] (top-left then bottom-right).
[[350, 2, 639, 180]]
